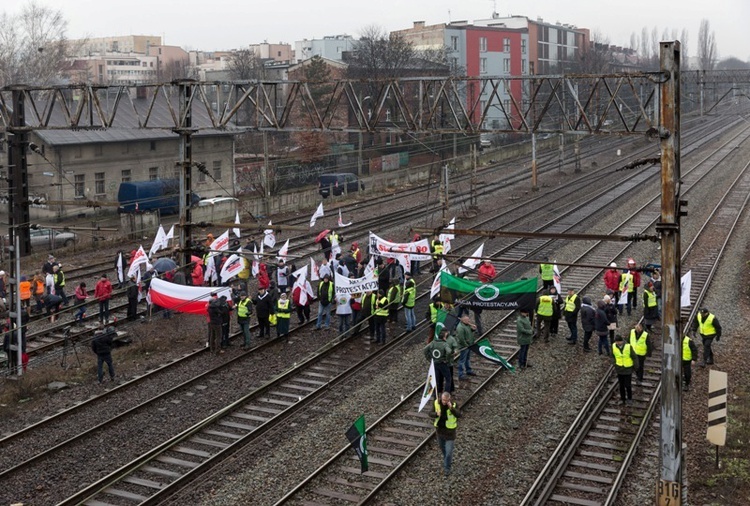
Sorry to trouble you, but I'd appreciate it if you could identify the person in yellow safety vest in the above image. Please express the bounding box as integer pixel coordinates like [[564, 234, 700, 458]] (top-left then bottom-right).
[[563, 288, 581, 344], [387, 279, 402, 325], [431, 237, 444, 273], [539, 258, 555, 289], [276, 292, 292, 339], [237, 292, 253, 348], [629, 323, 651, 383], [612, 334, 637, 405], [361, 290, 378, 342], [642, 282, 659, 333], [374, 289, 389, 345], [433, 392, 461, 476], [618, 268, 636, 316], [315, 275, 335, 330], [53, 264, 69, 306], [402, 273, 417, 332], [691, 307, 722, 367], [682, 335, 698, 391], [535, 290, 554, 342], [426, 296, 444, 343]]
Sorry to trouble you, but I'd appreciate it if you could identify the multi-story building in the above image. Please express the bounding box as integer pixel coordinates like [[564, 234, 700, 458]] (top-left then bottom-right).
[[71, 53, 159, 85], [248, 43, 292, 63], [473, 15, 589, 75], [294, 35, 356, 63], [69, 35, 163, 56], [394, 21, 529, 129]]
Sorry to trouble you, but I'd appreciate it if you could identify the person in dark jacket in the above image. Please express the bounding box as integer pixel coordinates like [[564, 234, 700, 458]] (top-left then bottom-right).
[[207, 296, 223, 354], [42, 293, 63, 322], [642, 282, 659, 333], [424, 329, 457, 395], [579, 296, 595, 351], [603, 292, 618, 346], [219, 295, 232, 348], [595, 300, 611, 355], [516, 309, 533, 369], [548, 286, 563, 338], [253, 287, 275, 339], [315, 275, 334, 330], [612, 334, 637, 405], [682, 335, 699, 391], [92, 325, 116, 383], [126, 275, 139, 321], [691, 308, 722, 367], [563, 288, 581, 344], [432, 392, 461, 476]]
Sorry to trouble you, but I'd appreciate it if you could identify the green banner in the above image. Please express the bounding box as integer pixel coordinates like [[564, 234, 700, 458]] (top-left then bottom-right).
[[433, 308, 459, 340], [470, 336, 515, 372], [440, 272, 537, 311], [345, 415, 368, 473]]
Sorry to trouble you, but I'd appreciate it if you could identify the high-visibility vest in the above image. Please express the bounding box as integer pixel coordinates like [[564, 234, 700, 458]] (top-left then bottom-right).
[[564, 294, 578, 312], [237, 299, 251, 318], [682, 336, 693, 361], [33, 278, 45, 295], [54, 271, 65, 287], [19, 281, 32, 300], [352, 247, 360, 260], [645, 290, 657, 308], [619, 273, 634, 293], [537, 295, 553, 317], [540, 263, 554, 281], [388, 285, 402, 304], [629, 329, 648, 356], [429, 303, 440, 323], [403, 283, 416, 308], [697, 313, 717, 336], [375, 296, 389, 316], [277, 299, 291, 318], [318, 282, 334, 300], [433, 400, 458, 429], [432, 241, 444, 258], [613, 343, 634, 368]]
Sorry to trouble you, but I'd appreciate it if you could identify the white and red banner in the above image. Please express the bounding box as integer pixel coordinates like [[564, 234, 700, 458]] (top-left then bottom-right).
[[338, 208, 352, 228], [128, 246, 149, 278], [430, 260, 448, 298], [418, 359, 438, 412], [458, 243, 484, 275], [292, 265, 314, 306], [264, 220, 276, 248], [252, 243, 261, 277], [149, 278, 231, 315], [553, 264, 562, 295], [310, 258, 320, 281], [368, 232, 431, 264], [277, 239, 290, 262], [334, 270, 379, 295], [439, 217, 456, 254], [116, 252, 125, 285], [310, 202, 324, 228], [220, 249, 244, 283], [233, 211, 242, 238]]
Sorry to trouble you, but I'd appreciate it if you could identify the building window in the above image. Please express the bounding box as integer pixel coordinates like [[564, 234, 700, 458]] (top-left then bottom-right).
[[521, 39, 527, 54], [74, 174, 85, 197], [94, 144, 103, 157], [522, 59, 527, 73], [504, 99, 511, 112], [479, 37, 487, 52], [121, 169, 131, 182], [450, 36, 458, 51], [450, 57, 458, 71], [198, 162, 207, 183], [503, 58, 510, 73], [213, 160, 222, 181], [149, 167, 159, 180], [480, 58, 487, 73], [150, 140, 156, 151], [95, 172, 105, 195], [504, 38, 511, 52]]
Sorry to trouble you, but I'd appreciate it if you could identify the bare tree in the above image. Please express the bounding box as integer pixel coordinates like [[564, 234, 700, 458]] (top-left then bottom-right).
[[716, 56, 750, 70], [0, 1, 72, 86], [640, 27, 650, 61], [629, 32, 640, 54], [680, 28, 690, 70], [650, 27, 660, 63], [227, 48, 267, 80], [346, 25, 415, 80], [574, 30, 614, 73], [697, 19, 718, 70]]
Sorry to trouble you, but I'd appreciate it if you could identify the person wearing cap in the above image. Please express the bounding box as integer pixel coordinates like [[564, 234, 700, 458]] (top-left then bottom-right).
[[691, 308, 722, 367], [627, 258, 642, 310], [682, 334, 698, 391], [516, 308, 533, 369], [275, 259, 289, 294], [595, 300, 611, 355], [373, 289, 389, 344], [455, 314, 478, 379], [42, 255, 56, 275], [579, 296, 596, 351], [603, 292, 618, 346], [535, 289, 554, 343], [563, 288, 581, 344], [424, 329, 457, 394], [206, 294, 223, 354], [629, 323, 651, 382], [539, 258, 555, 290], [219, 295, 233, 349], [604, 262, 621, 308], [612, 334, 637, 405], [236, 291, 253, 348], [276, 292, 292, 339], [74, 282, 88, 322], [253, 287, 274, 339], [618, 266, 636, 316], [387, 278, 402, 325], [126, 275, 139, 321], [642, 282, 659, 333], [315, 274, 334, 330]]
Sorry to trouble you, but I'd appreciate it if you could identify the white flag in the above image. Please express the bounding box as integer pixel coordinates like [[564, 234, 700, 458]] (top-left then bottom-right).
[[439, 217, 456, 254], [209, 230, 230, 255], [681, 270, 692, 308], [264, 220, 276, 248], [418, 359, 438, 412], [338, 208, 352, 227], [277, 238, 290, 262], [233, 211, 241, 238], [310, 257, 320, 281], [292, 265, 310, 305], [553, 264, 562, 294], [364, 256, 376, 279], [149, 225, 167, 258], [458, 243, 484, 275], [116, 252, 124, 285], [252, 244, 260, 277], [127, 246, 149, 278], [430, 260, 448, 298], [310, 202, 324, 228], [165, 224, 175, 241], [220, 253, 244, 283]]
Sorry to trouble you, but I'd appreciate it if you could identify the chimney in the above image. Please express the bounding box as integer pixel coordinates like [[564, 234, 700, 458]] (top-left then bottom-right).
[[414, 21, 425, 28]]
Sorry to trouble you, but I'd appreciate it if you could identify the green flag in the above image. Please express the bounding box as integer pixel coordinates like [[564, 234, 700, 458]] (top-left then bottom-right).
[[440, 272, 537, 311], [433, 308, 459, 340], [345, 415, 368, 473], [470, 336, 515, 372]]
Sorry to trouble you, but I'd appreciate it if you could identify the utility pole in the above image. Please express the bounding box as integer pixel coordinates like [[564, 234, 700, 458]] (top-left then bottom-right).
[[470, 144, 478, 209], [177, 80, 196, 272], [262, 131, 270, 216], [531, 133, 538, 190], [657, 40, 683, 506]]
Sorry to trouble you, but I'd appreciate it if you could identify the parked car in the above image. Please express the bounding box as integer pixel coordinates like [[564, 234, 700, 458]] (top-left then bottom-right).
[[30, 228, 78, 249], [318, 173, 363, 198], [118, 180, 200, 214]]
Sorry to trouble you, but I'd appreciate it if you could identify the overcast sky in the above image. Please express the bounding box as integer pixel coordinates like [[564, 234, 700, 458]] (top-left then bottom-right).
[[4, 0, 748, 61]]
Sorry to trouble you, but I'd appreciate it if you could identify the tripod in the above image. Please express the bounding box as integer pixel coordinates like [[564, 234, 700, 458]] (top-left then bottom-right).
[[60, 326, 81, 370]]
